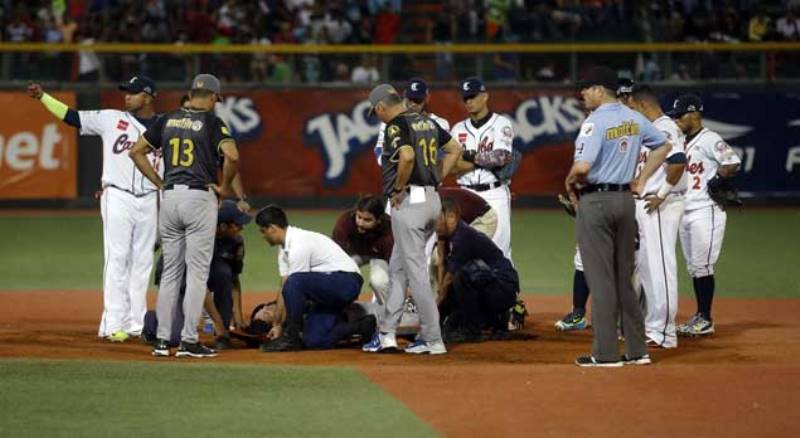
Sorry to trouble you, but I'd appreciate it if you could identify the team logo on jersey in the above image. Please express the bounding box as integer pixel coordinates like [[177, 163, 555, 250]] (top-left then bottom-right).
[[458, 133, 467, 145], [191, 120, 204, 131], [578, 122, 594, 138], [387, 125, 400, 138], [618, 137, 630, 153], [117, 120, 129, 131], [715, 140, 729, 152]]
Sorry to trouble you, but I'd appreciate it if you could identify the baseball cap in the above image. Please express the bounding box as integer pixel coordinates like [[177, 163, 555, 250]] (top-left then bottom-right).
[[367, 83, 401, 116], [218, 200, 252, 226], [119, 75, 157, 96], [577, 66, 619, 91], [191, 73, 222, 97], [404, 77, 428, 102], [617, 74, 635, 96], [667, 94, 704, 118], [461, 77, 486, 99]]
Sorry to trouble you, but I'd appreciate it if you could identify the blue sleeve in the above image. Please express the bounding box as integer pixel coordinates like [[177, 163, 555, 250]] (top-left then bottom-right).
[[639, 117, 667, 150], [573, 119, 602, 164]]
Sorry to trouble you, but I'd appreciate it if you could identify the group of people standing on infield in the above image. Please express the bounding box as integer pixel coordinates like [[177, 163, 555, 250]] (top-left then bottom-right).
[[26, 66, 738, 364]]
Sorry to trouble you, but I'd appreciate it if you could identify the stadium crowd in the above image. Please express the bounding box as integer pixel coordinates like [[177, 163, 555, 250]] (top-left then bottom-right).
[[2, 1, 798, 83]]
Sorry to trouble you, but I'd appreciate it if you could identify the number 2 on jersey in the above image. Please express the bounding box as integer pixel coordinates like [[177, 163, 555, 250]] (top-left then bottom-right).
[[169, 137, 195, 167], [418, 138, 437, 166]]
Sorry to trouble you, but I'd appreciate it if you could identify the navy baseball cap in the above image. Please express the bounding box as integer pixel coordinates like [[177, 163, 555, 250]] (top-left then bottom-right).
[[218, 200, 252, 226], [667, 94, 704, 118], [577, 66, 618, 91], [119, 75, 157, 96], [461, 77, 486, 99], [404, 77, 428, 102]]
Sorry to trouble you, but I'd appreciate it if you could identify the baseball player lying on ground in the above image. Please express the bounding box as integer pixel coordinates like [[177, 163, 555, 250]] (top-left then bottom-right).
[[233, 300, 377, 350]]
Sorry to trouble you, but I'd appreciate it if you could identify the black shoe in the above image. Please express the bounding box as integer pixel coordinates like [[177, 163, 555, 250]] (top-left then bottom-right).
[[176, 342, 218, 358], [575, 355, 623, 368], [215, 335, 233, 350], [488, 328, 513, 341], [141, 332, 157, 346], [260, 333, 303, 352], [152, 339, 170, 357], [621, 354, 652, 366], [443, 328, 484, 344]]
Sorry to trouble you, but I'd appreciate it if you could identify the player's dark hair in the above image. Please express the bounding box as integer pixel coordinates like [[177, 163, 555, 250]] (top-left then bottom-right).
[[355, 195, 385, 220], [255, 205, 289, 229], [631, 84, 658, 102], [441, 197, 462, 217]]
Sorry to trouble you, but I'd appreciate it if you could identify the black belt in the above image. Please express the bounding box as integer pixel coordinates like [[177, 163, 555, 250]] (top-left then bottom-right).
[[581, 183, 630, 194], [106, 184, 156, 198], [164, 184, 209, 191], [462, 181, 503, 192]]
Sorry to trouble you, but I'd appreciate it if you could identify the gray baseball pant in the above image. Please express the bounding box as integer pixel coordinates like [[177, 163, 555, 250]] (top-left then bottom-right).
[[156, 187, 217, 344], [576, 191, 647, 362], [379, 187, 442, 342]]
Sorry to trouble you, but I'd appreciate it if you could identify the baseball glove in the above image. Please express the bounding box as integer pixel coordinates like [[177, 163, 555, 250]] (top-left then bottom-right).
[[707, 175, 743, 208], [557, 194, 576, 217]]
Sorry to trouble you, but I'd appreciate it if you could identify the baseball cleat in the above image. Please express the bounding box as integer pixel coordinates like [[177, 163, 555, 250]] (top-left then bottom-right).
[[152, 339, 170, 357], [575, 355, 623, 368], [621, 354, 652, 366], [107, 331, 130, 343], [260, 334, 303, 352], [362, 332, 398, 353], [677, 313, 715, 337], [404, 339, 447, 355], [555, 311, 588, 331], [175, 342, 218, 358]]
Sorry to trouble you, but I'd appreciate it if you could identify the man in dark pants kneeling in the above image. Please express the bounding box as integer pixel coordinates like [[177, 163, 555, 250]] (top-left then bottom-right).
[[435, 197, 519, 343], [256, 205, 364, 352]]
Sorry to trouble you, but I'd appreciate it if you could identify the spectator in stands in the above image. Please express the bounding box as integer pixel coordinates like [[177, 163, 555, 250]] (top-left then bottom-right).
[[351, 55, 380, 85], [373, 3, 400, 44], [776, 8, 800, 40], [486, 0, 511, 41], [749, 8, 771, 41]]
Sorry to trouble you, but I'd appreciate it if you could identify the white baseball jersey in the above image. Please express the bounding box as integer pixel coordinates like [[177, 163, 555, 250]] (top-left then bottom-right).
[[683, 127, 741, 211], [450, 112, 514, 186], [79, 110, 163, 195], [374, 112, 449, 166], [635, 115, 688, 194]]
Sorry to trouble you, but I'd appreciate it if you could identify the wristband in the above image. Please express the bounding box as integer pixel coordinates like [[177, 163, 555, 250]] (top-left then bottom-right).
[[40, 93, 69, 120], [656, 182, 674, 199]]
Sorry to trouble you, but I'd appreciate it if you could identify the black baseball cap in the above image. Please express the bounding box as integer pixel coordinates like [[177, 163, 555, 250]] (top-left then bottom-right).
[[577, 66, 618, 91], [461, 77, 486, 99], [218, 200, 252, 226], [404, 77, 428, 102], [667, 94, 704, 118], [119, 75, 157, 96]]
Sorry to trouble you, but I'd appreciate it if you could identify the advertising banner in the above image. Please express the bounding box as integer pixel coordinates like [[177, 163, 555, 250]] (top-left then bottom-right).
[[100, 87, 800, 198], [0, 92, 77, 199]]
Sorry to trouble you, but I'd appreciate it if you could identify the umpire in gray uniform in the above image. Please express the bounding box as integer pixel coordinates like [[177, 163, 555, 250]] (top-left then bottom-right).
[[130, 74, 241, 358], [362, 84, 461, 355], [565, 66, 671, 367]]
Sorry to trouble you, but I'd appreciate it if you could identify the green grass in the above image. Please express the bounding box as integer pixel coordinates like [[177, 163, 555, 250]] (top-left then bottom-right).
[[0, 209, 797, 297], [0, 359, 434, 438]]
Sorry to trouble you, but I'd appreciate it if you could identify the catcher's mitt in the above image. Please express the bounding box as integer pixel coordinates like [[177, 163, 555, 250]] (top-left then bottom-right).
[[557, 194, 576, 217], [707, 175, 742, 208]]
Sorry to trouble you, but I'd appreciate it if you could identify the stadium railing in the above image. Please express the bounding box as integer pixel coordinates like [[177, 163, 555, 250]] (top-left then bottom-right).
[[1, 42, 799, 87]]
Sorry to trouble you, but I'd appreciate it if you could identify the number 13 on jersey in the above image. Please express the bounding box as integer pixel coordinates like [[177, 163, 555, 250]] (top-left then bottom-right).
[[169, 137, 195, 167]]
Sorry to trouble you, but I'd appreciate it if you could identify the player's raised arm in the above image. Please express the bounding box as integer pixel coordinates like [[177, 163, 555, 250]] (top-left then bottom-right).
[[27, 82, 81, 128]]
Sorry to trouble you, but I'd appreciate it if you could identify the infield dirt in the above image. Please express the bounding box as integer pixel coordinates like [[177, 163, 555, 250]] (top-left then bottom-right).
[[1, 291, 797, 437]]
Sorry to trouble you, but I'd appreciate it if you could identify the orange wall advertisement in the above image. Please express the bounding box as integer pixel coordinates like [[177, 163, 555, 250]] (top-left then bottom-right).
[[102, 88, 581, 197], [0, 92, 77, 199]]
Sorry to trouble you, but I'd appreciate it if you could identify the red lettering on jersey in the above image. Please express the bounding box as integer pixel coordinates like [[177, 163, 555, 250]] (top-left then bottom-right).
[[117, 120, 129, 131], [458, 133, 467, 145], [477, 136, 494, 153], [688, 160, 705, 175]]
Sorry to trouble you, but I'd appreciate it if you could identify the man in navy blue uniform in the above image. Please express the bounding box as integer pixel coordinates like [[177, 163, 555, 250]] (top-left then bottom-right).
[[435, 197, 519, 343]]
